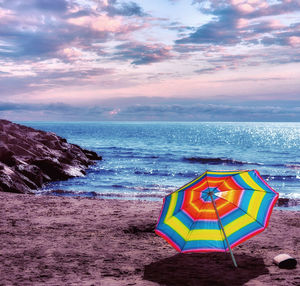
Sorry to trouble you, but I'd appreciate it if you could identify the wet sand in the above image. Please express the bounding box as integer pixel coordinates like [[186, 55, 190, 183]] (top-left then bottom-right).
[[0, 192, 299, 286]]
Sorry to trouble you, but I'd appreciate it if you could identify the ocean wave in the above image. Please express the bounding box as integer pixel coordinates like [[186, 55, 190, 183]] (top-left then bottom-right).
[[183, 157, 261, 166], [132, 155, 159, 159], [134, 170, 169, 176], [38, 188, 300, 206], [176, 171, 199, 178], [111, 184, 125, 188], [262, 175, 300, 182], [105, 153, 160, 160], [102, 146, 134, 151], [39, 189, 166, 199], [254, 162, 300, 169], [41, 189, 99, 198], [100, 169, 117, 174], [87, 168, 116, 175], [133, 169, 198, 178], [101, 146, 160, 159], [284, 163, 300, 170]]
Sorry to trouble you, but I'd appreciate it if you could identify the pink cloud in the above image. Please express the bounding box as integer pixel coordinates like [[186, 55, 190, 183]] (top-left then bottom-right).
[[68, 15, 123, 32], [236, 18, 249, 29], [237, 3, 256, 14], [288, 36, 300, 46], [60, 48, 83, 61]]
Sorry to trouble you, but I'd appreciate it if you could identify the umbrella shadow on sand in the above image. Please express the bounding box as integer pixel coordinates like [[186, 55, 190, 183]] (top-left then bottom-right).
[[143, 252, 268, 286]]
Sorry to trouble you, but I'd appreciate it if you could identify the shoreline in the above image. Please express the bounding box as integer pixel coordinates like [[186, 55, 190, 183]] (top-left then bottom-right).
[[36, 190, 300, 210], [0, 192, 299, 285]]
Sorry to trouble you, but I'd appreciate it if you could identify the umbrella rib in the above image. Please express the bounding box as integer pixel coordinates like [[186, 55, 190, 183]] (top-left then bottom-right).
[[209, 192, 238, 267], [215, 188, 273, 194], [243, 187, 276, 194], [239, 188, 273, 193], [211, 170, 275, 194], [213, 195, 265, 228], [216, 187, 275, 194]]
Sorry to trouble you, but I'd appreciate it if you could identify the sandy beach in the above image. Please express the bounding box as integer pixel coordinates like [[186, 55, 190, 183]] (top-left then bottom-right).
[[0, 192, 299, 286]]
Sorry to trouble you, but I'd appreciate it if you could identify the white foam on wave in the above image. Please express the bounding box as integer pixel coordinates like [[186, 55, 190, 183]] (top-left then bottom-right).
[[65, 166, 85, 177]]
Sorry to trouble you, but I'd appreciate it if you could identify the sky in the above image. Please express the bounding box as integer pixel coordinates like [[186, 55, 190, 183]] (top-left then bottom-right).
[[0, 0, 299, 121]]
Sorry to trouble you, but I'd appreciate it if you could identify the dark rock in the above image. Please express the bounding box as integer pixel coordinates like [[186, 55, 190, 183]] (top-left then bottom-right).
[[83, 149, 102, 161], [0, 119, 102, 194], [276, 197, 300, 207], [0, 164, 32, 194], [0, 145, 16, 166], [31, 158, 71, 181], [16, 164, 44, 187], [276, 198, 289, 207]]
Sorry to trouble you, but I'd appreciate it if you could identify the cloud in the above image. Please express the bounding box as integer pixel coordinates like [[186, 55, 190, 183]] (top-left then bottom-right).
[[0, 11, 108, 61], [0, 0, 70, 13], [248, 0, 300, 18], [195, 67, 223, 74], [0, 0, 148, 62], [0, 102, 112, 121], [176, 18, 239, 45], [193, 54, 250, 74], [193, 0, 300, 17], [113, 42, 173, 65], [172, 1, 300, 73], [260, 21, 300, 47], [177, 0, 300, 47], [0, 0, 299, 107], [0, 67, 114, 96], [165, 21, 195, 33], [102, 0, 148, 17]]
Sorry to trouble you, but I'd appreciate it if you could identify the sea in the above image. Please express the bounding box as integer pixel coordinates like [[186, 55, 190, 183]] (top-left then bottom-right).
[[21, 121, 300, 208]]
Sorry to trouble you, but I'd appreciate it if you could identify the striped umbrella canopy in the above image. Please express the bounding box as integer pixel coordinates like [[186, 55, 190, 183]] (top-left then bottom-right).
[[155, 170, 278, 267]]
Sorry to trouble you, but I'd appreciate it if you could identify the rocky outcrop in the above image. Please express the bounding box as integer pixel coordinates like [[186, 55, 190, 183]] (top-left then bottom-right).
[[0, 119, 102, 194]]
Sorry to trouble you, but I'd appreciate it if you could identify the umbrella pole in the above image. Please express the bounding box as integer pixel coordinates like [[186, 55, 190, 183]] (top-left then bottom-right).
[[208, 192, 238, 268]]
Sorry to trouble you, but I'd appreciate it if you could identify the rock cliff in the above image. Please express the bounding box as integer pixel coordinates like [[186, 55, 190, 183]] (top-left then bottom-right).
[[0, 119, 102, 194]]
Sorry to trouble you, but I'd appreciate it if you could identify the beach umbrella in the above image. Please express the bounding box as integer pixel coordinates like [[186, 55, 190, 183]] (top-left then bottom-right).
[[155, 170, 278, 267]]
